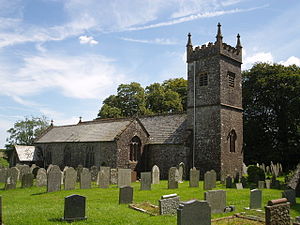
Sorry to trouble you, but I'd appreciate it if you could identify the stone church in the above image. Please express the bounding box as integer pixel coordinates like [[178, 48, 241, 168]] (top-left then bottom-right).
[[34, 24, 243, 179]]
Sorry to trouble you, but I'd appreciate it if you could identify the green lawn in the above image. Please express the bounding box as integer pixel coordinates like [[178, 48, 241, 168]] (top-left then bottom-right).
[[0, 181, 299, 225]]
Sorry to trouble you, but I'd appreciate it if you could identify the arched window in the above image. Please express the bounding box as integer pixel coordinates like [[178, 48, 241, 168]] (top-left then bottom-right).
[[227, 129, 237, 152], [130, 136, 141, 162]]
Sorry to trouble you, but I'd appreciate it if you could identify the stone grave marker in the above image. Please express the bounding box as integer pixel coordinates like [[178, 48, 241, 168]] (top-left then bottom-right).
[[204, 190, 226, 214], [63, 194, 87, 221], [159, 194, 180, 215], [98, 167, 110, 188], [178, 162, 185, 183], [236, 183, 243, 190], [177, 200, 211, 225], [168, 167, 178, 189], [282, 189, 296, 205], [90, 166, 98, 182], [265, 180, 271, 189], [47, 164, 53, 174], [80, 168, 91, 189], [241, 176, 247, 188], [140, 172, 151, 190], [76, 165, 83, 182], [21, 173, 33, 188], [61, 171, 64, 185], [265, 198, 290, 225], [0, 168, 7, 183], [189, 168, 199, 188], [225, 176, 233, 188], [151, 165, 160, 184], [110, 168, 118, 185], [210, 170, 217, 188], [30, 164, 37, 173], [258, 181, 265, 189], [117, 169, 131, 187], [5, 167, 19, 190], [250, 189, 262, 209], [32, 166, 40, 178], [19, 165, 30, 181], [47, 165, 62, 192], [64, 167, 77, 190], [119, 186, 133, 204], [271, 176, 280, 189], [36, 168, 47, 187], [204, 171, 214, 190], [131, 171, 137, 182]]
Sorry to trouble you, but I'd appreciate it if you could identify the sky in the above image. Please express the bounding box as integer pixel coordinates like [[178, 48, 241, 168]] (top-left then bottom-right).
[[0, 0, 300, 148]]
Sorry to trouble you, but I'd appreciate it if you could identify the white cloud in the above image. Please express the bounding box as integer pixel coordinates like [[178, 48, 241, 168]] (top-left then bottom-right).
[[120, 37, 177, 45], [0, 53, 128, 99], [79, 35, 98, 45], [243, 52, 274, 70], [279, 56, 300, 67]]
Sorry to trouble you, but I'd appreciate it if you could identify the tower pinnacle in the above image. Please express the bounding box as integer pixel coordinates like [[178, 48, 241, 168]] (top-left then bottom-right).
[[236, 33, 242, 49], [186, 33, 192, 47], [216, 22, 223, 43]]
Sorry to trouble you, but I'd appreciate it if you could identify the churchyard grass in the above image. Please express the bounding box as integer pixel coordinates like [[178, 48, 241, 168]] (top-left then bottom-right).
[[0, 181, 299, 225]]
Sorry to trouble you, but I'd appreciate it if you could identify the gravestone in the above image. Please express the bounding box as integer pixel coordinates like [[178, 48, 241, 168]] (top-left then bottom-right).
[[189, 168, 199, 188], [168, 167, 178, 189], [32, 166, 40, 178], [258, 181, 265, 189], [159, 194, 180, 215], [241, 176, 247, 188], [5, 167, 19, 190], [140, 172, 151, 190], [178, 162, 185, 183], [61, 171, 64, 185], [36, 168, 47, 187], [80, 168, 91, 189], [204, 190, 226, 214], [131, 171, 137, 182], [265, 180, 271, 189], [177, 200, 211, 225], [250, 189, 262, 209], [30, 164, 37, 173], [236, 183, 243, 190], [119, 186, 133, 204], [47, 164, 53, 174], [271, 176, 280, 189], [98, 167, 110, 188], [110, 168, 118, 185], [21, 173, 34, 188], [265, 198, 290, 225], [90, 166, 98, 182], [0, 168, 7, 183], [282, 189, 296, 205], [210, 170, 217, 188], [76, 165, 83, 182], [19, 165, 30, 181], [63, 194, 87, 221], [117, 169, 131, 187], [47, 165, 62, 192], [225, 176, 233, 188], [242, 163, 247, 175], [64, 167, 77, 190], [204, 170, 216, 190], [151, 165, 160, 184]]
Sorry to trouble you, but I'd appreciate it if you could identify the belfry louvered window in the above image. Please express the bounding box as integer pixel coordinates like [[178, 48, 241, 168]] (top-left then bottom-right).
[[228, 71, 235, 87], [199, 73, 208, 86]]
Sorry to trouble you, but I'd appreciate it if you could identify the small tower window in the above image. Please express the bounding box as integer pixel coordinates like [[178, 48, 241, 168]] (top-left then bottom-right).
[[228, 72, 235, 87], [227, 129, 237, 152], [199, 73, 208, 86], [130, 136, 141, 162]]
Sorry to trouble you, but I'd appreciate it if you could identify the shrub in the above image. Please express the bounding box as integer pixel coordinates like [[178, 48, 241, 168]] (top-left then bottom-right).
[[247, 165, 265, 183]]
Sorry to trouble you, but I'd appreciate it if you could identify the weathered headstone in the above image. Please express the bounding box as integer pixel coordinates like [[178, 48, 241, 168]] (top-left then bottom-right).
[[265, 198, 290, 225], [225, 176, 233, 188], [63, 194, 87, 221], [80, 168, 91, 189], [189, 168, 199, 188], [32, 166, 40, 178], [0, 168, 8, 183], [47, 165, 62, 192], [265, 179, 271, 189], [204, 171, 212, 190], [90, 166, 98, 182], [30, 164, 37, 174], [258, 181, 265, 189], [98, 167, 110, 188], [5, 167, 19, 190], [36, 168, 47, 187], [119, 186, 133, 204], [250, 189, 262, 209], [177, 200, 211, 225], [159, 194, 180, 215], [168, 167, 178, 189], [76, 165, 83, 182], [282, 189, 296, 205], [210, 170, 217, 188], [236, 183, 243, 190], [110, 168, 118, 185], [151, 165, 160, 184], [117, 169, 131, 187], [21, 173, 33, 188], [178, 162, 185, 183], [204, 190, 226, 214], [131, 171, 137, 182], [61, 171, 64, 185], [47, 164, 53, 174], [140, 172, 151, 190], [19, 165, 30, 181], [64, 167, 77, 190], [271, 176, 280, 189]]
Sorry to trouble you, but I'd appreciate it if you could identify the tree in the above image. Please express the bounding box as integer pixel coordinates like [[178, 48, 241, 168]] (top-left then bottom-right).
[[162, 78, 187, 111], [243, 63, 300, 170]]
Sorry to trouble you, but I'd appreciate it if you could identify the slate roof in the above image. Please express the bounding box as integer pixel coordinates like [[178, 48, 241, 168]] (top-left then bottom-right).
[[35, 118, 133, 143], [140, 113, 187, 144], [15, 145, 37, 161]]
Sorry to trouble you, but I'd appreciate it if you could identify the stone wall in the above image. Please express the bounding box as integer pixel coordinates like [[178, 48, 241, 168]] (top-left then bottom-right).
[[265, 202, 290, 225]]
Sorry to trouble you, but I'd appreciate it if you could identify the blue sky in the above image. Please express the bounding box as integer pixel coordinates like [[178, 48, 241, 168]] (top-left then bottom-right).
[[1, 0, 300, 148]]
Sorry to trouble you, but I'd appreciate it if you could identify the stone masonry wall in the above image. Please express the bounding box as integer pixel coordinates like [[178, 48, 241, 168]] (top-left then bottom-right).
[[265, 202, 290, 225]]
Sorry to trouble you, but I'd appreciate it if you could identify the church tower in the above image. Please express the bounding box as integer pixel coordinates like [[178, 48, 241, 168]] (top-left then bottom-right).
[[186, 23, 243, 179]]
